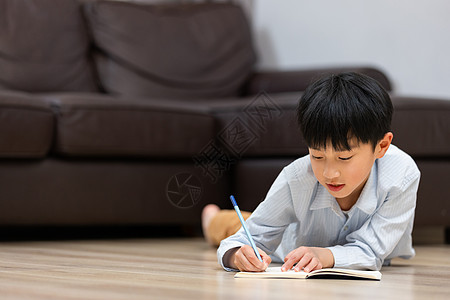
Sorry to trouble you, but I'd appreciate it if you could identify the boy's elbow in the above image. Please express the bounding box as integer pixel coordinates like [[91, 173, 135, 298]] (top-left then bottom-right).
[[367, 256, 383, 271], [373, 260, 382, 271]]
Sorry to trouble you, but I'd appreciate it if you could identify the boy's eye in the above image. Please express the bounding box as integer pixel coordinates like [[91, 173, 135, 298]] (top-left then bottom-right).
[[312, 155, 323, 160], [339, 156, 353, 161]]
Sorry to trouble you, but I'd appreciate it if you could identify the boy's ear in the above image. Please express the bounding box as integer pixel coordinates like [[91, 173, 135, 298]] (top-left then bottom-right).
[[376, 132, 393, 159]]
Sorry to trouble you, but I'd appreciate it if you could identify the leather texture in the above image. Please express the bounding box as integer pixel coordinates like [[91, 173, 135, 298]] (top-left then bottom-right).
[[84, 1, 256, 99], [244, 67, 392, 95], [211, 93, 450, 158], [0, 91, 54, 158], [44, 94, 215, 157], [391, 96, 450, 157], [0, 158, 230, 225], [0, 0, 98, 92]]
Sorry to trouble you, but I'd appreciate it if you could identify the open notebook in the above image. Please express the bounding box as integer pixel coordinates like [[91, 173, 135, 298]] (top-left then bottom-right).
[[235, 267, 382, 280]]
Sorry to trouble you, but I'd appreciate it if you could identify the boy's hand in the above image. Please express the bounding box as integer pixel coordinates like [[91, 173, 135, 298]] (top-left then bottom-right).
[[282, 246, 334, 273], [233, 245, 271, 272]]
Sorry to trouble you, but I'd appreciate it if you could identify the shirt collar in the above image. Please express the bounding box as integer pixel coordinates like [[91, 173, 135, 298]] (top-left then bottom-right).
[[352, 163, 378, 215], [310, 183, 338, 211]]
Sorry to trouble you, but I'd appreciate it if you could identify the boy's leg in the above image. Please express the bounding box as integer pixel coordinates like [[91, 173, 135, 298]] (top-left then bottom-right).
[[202, 205, 252, 247]]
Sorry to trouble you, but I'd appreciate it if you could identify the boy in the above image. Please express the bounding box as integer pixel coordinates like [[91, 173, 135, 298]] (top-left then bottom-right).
[[203, 72, 420, 273]]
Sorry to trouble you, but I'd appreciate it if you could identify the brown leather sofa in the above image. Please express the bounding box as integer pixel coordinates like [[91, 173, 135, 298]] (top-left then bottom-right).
[[1, 0, 449, 235]]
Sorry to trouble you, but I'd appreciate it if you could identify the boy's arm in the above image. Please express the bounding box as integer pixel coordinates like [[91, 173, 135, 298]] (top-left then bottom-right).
[[217, 168, 298, 271], [222, 247, 240, 270], [327, 173, 420, 270]]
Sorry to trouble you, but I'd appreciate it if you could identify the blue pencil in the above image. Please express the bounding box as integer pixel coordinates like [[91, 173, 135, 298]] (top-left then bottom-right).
[[230, 195, 263, 262]]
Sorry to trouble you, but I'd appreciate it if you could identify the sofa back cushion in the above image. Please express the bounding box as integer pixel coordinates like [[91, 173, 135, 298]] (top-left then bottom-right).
[[84, 1, 256, 99], [0, 0, 98, 92]]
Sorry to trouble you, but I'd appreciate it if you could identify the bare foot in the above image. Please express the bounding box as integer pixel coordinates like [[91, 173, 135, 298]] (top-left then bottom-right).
[[201, 204, 220, 244]]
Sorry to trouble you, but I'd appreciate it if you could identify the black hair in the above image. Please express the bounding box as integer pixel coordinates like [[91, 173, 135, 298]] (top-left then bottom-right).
[[297, 72, 393, 151]]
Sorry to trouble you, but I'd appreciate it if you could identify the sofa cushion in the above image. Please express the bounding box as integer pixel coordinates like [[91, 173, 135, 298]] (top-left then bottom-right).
[[84, 1, 255, 99], [0, 91, 54, 158], [391, 96, 450, 157], [46, 94, 215, 158], [0, 0, 98, 92], [209, 92, 308, 158], [211, 93, 450, 158]]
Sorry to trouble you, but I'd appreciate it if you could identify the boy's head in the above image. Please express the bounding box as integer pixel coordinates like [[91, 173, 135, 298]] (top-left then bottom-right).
[[297, 72, 393, 152], [297, 72, 394, 208]]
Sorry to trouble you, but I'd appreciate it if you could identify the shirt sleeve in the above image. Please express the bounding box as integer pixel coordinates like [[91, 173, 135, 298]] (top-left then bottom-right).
[[217, 167, 298, 271], [327, 170, 420, 271]]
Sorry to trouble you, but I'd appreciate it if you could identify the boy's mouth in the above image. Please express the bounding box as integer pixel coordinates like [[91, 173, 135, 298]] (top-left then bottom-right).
[[326, 183, 345, 192]]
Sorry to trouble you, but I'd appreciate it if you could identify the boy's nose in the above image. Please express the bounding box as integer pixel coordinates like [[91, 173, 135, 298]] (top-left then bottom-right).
[[323, 164, 340, 180]]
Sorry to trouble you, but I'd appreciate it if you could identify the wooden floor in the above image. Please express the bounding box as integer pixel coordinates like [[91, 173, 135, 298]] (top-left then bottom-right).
[[1, 238, 449, 300]]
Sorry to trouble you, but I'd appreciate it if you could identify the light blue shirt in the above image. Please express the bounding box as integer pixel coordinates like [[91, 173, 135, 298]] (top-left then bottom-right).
[[218, 145, 420, 271]]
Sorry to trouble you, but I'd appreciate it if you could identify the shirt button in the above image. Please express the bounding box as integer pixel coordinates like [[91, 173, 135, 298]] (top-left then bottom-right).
[[344, 226, 348, 231]]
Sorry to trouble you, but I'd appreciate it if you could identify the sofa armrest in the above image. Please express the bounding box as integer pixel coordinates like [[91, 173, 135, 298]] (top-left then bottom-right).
[[243, 66, 392, 96]]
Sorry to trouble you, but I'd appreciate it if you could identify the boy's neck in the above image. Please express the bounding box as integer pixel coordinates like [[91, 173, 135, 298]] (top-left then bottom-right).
[[335, 176, 369, 211], [336, 197, 358, 211]]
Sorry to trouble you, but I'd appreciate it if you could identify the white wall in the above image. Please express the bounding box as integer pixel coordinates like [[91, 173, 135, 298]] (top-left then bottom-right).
[[250, 0, 450, 99]]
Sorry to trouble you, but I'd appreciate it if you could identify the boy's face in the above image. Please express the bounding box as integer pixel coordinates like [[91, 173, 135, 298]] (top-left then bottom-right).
[[308, 133, 393, 210]]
